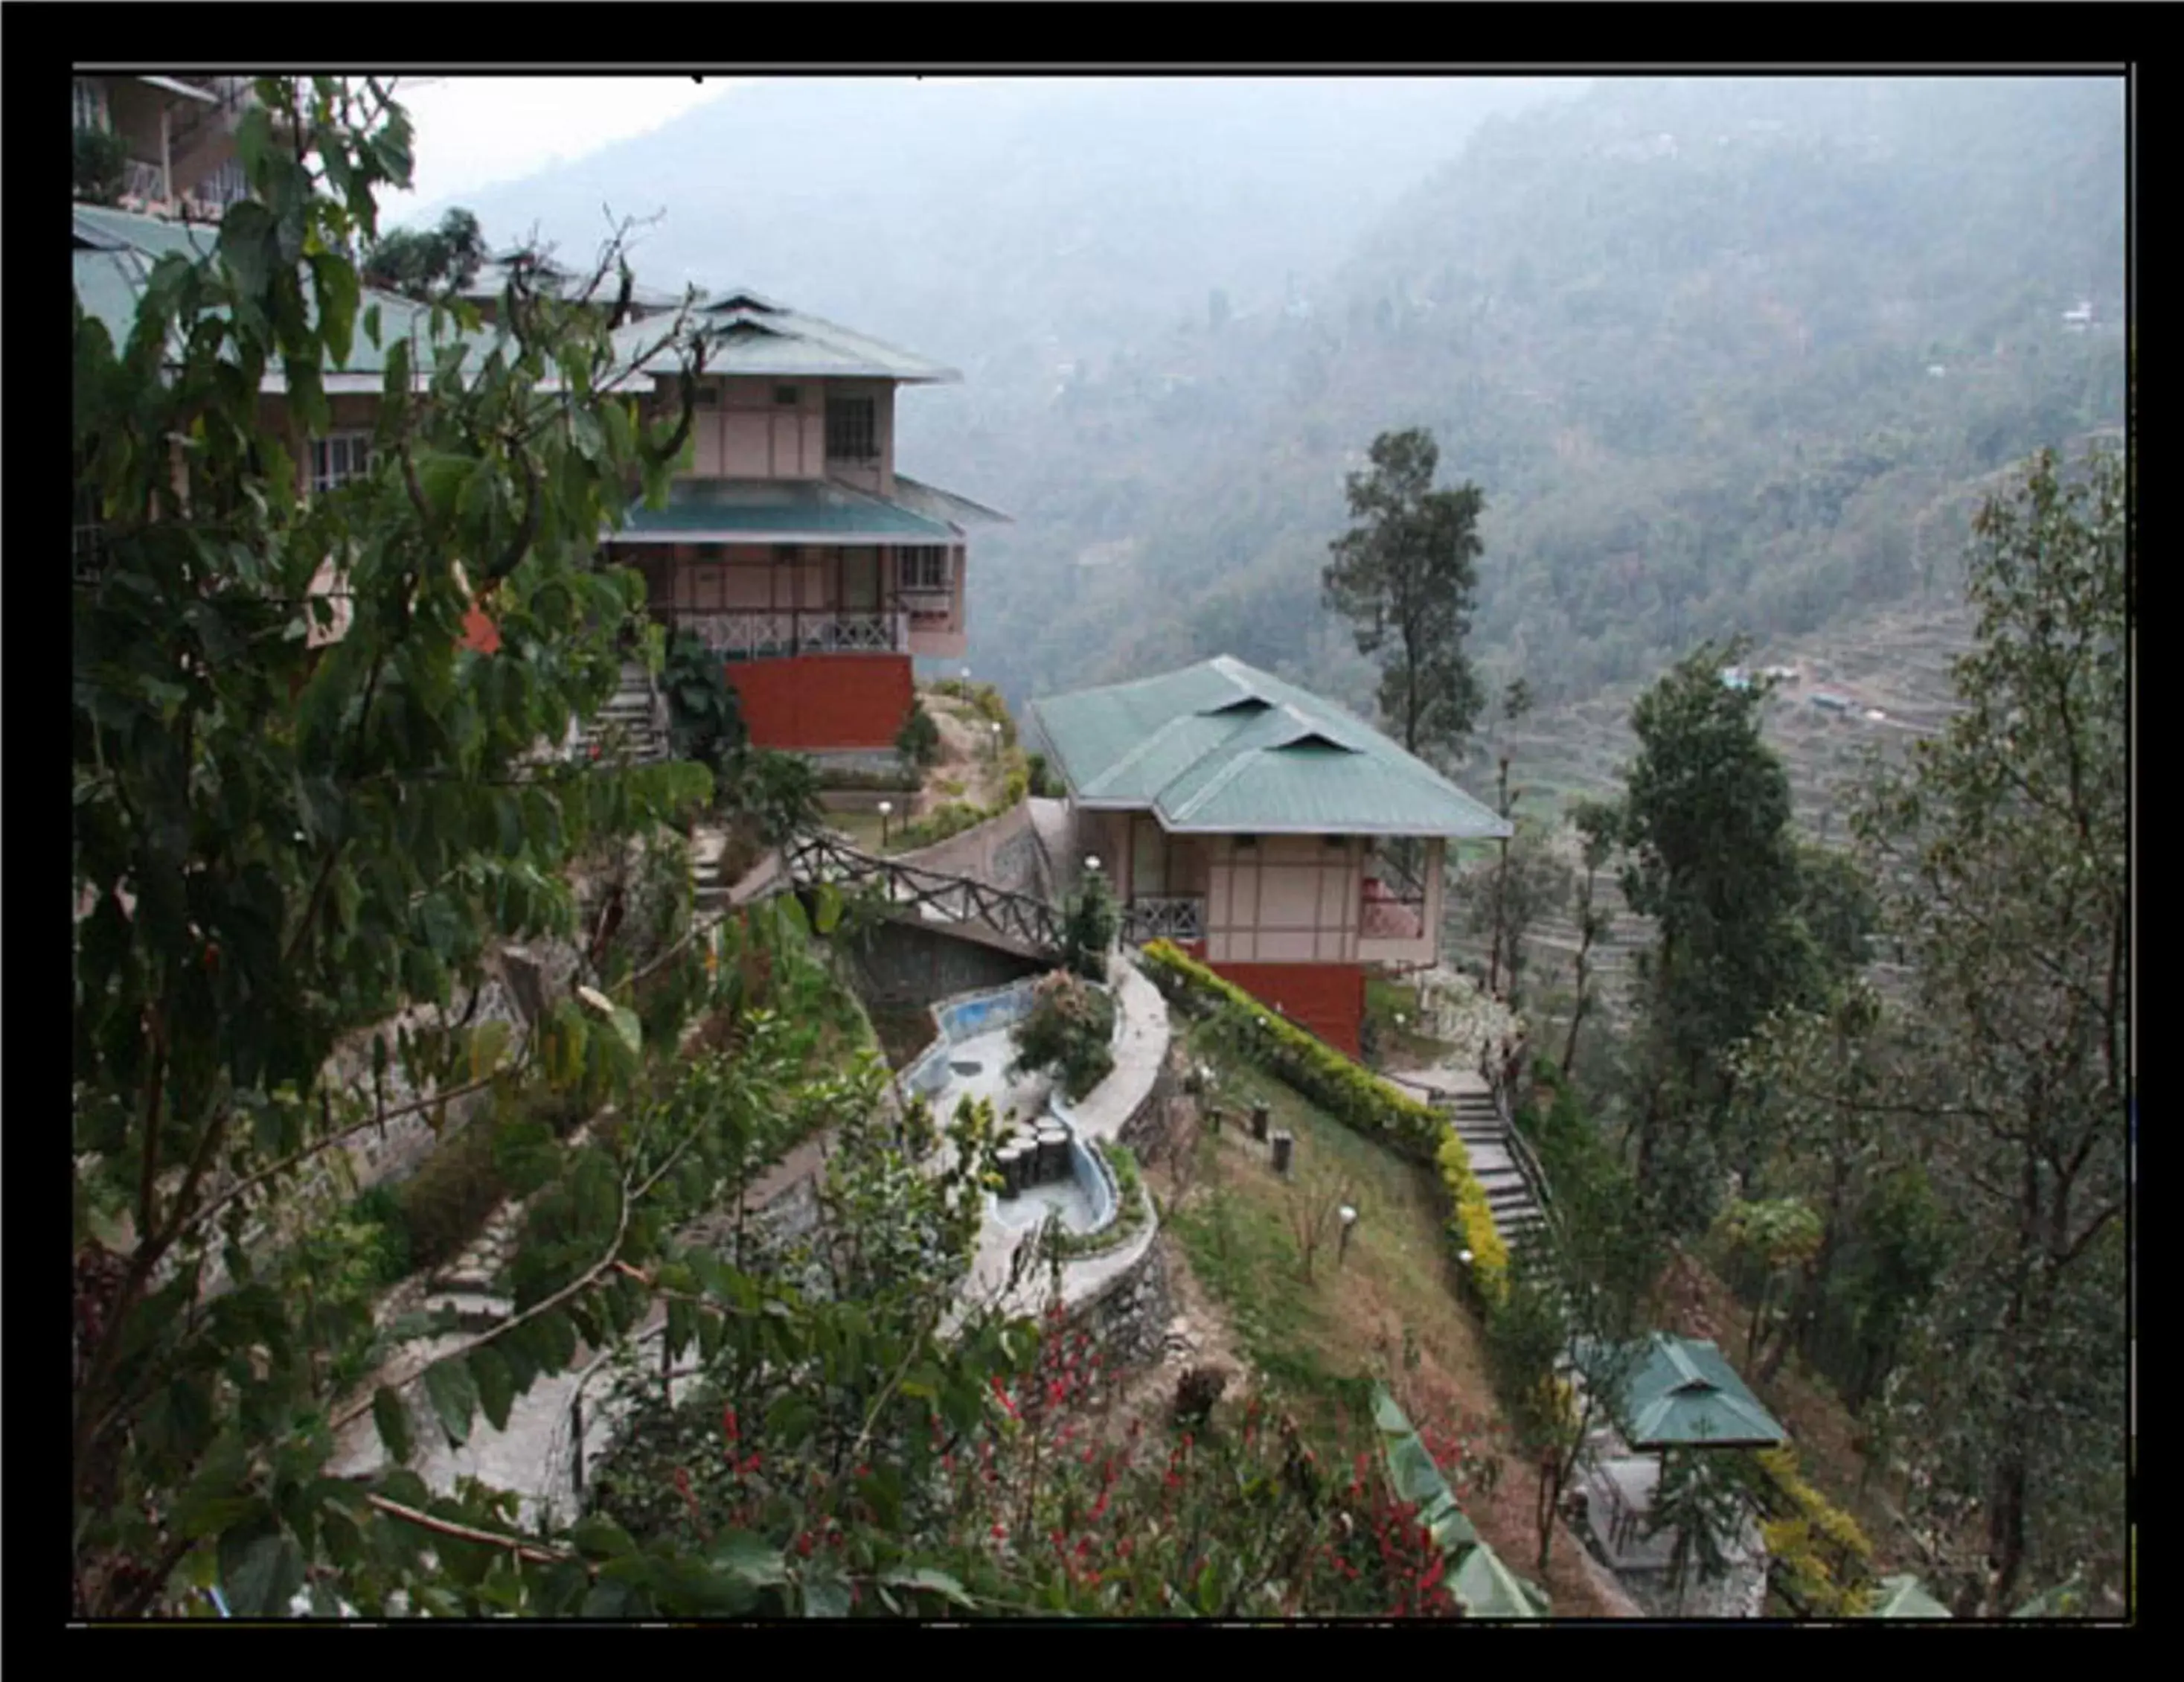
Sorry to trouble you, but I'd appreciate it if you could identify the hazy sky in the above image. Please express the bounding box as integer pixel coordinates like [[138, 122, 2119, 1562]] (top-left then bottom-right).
[[382, 75, 744, 226]]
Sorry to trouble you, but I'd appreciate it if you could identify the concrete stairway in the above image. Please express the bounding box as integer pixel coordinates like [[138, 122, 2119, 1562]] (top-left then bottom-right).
[[571, 663, 669, 766], [1447, 1087, 1551, 1263]]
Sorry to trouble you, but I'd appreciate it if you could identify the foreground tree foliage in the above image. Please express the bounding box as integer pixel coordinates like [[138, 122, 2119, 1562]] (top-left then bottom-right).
[[68, 79, 1031, 1620], [1322, 426, 1487, 769], [361, 205, 490, 302]]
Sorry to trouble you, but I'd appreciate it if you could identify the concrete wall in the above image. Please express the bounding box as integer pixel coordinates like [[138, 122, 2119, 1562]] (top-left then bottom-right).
[[843, 916, 1046, 1012], [894, 799, 1051, 901]]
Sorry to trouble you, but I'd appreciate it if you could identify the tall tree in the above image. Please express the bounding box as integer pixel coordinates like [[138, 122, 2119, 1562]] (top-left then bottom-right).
[[1557, 797, 1622, 1081], [1618, 642, 1816, 1229], [1851, 443, 2127, 1614], [362, 205, 489, 301], [1322, 427, 1486, 768]]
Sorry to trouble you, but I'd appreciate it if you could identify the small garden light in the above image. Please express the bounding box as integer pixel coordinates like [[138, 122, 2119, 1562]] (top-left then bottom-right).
[[1084, 854, 1101, 874], [878, 799, 892, 847], [1339, 1204, 1360, 1265]]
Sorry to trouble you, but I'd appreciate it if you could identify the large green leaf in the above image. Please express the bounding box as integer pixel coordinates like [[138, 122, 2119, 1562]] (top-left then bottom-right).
[[470, 1345, 516, 1433], [1371, 1384, 1476, 1551], [422, 1355, 480, 1447], [220, 1525, 305, 1617]]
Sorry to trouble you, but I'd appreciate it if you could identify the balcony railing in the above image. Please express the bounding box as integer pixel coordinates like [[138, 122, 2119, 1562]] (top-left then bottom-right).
[[656, 608, 909, 659], [123, 157, 167, 203], [1121, 895, 1205, 944]]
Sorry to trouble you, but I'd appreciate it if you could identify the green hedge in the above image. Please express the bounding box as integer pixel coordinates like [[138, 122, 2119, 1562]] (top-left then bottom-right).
[[1140, 939, 1507, 1311]]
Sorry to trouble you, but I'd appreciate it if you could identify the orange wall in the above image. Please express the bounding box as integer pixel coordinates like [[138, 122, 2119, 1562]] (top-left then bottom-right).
[[1184, 950, 1368, 1059], [725, 653, 912, 751]]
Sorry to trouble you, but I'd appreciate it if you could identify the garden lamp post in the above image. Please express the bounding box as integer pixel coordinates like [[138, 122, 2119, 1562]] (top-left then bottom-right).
[[989, 719, 1003, 765], [878, 799, 892, 848], [1339, 1205, 1360, 1266]]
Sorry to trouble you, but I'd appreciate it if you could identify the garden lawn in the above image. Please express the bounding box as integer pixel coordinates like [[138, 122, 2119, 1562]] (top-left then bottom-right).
[[1153, 1027, 1629, 1615]]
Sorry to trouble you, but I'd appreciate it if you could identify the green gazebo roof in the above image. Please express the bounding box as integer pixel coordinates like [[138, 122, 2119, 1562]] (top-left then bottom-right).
[[1575, 1332, 1789, 1449]]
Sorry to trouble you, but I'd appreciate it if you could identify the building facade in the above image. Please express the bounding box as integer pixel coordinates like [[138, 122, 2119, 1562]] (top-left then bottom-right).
[[1029, 656, 1510, 1055], [606, 290, 1005, 754]]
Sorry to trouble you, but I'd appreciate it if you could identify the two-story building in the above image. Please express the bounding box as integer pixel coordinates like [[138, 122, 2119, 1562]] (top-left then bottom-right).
[[1028, 655, 1511, 1055], [606, 289, 1005, 757]]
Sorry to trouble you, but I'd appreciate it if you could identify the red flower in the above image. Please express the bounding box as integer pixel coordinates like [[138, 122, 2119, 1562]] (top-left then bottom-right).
[[722, 1405, 740, 1445], [992, 1523, 1008, 1541]]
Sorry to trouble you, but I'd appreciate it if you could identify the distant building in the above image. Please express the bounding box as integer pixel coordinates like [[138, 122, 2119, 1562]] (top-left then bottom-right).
[[2063, 301, 2095, 333], [1720, 665, 1752, 691], [1810, 691, 1852, 714]]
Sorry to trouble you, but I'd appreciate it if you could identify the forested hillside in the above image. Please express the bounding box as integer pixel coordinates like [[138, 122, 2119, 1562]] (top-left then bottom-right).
[[957, 76, 2124, 755]]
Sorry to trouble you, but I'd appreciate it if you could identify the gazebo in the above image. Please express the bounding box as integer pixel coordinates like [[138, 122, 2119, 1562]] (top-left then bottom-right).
[[1571, 1334, 1787, 1583], [1587, 1332, 1790, 1451]]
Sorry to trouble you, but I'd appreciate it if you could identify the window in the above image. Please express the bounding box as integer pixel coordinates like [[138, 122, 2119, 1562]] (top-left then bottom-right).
[[825, 395, 877, 462], [691, 383, 720, 408], [1234, 834, 1258, 851], [773, 544, 802, 564], [74, 77, 106, 131], [773, 385, 801, 406], [309, 434, 373, 493], [896, 545, 949, 592]]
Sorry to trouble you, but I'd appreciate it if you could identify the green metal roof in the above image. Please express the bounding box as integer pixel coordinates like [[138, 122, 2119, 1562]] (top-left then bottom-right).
[[1575, 1333, 1789, 1449], [610, 478, 956, 544], [892, 474, 1011, 527], [614, 288, 959, 384], [1026, 655, 1513, 840], [74, 204, 499, 383]]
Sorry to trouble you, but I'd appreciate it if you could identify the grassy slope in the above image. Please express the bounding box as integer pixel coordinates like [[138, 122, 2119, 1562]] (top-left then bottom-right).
[[1149, 1021, 1630, 1616]]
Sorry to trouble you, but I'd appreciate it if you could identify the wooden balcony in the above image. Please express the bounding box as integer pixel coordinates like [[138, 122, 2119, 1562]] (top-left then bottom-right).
[[1121, 894, 1205, 944], [655, 606, 909, 659]]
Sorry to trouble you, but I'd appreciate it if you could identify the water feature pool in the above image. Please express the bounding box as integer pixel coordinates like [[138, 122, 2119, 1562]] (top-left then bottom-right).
[[903, 977, 1123, 1244]]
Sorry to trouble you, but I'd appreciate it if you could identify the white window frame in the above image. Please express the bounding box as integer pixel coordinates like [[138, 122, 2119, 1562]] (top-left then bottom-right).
[[74, 77, 107, 131], [895, 545, 950, 594], [309, 432, 374, 494]]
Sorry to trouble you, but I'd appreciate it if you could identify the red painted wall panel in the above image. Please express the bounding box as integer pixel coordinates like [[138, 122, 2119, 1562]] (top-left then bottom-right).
[[724, 653, 913, 751], [1204, 960, 1367, 1059]]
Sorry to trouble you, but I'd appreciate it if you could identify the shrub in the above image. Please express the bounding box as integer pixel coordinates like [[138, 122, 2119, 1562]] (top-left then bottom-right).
[[1141, 939, 1506, 1310], [661, 630, 746, 773], [1754, 1445, 1876, 1610], [74, 125, 128, 205], [1010, 970, 1116, 1101], [348, 1183, 414, 1286], [891, 799, 987, 851], [1061, 869, 1118, 981], [391, 1119, 507, 1273], [895, 697, 944, 771], [1025, 752, 1067, 799]]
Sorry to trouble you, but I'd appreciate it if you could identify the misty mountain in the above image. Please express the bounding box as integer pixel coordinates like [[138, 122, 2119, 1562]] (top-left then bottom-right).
[[430, 75, 2124, 746]]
